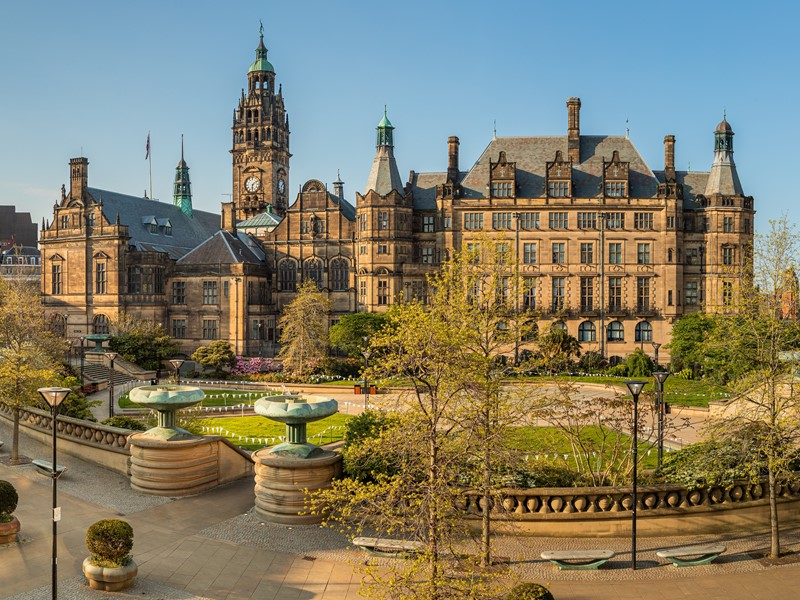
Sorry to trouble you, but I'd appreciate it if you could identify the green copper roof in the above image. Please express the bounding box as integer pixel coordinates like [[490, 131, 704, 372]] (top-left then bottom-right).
[[249, 33, 274, 73], [377, 106, 393, 128]]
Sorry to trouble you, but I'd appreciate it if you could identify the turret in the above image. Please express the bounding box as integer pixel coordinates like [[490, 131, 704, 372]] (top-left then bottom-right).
[[364, 107, 404, 195], [704, 116, 744, 196], [173, 136, 193, 217]]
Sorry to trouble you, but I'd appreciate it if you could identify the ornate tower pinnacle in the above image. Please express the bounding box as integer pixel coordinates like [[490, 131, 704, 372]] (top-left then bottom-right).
[[173, 135, 193, 217], [365, 108, 403, 195]]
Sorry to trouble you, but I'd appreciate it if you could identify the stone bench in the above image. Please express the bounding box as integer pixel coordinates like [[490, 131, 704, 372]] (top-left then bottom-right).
[[656, 544, 726, 567], [352, 536, 424, 558], [32, 459, 66, 477], [540, 549, 615, 570]]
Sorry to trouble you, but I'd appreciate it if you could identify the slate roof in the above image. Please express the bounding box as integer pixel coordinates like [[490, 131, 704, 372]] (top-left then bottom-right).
[[87, 188, 220, 260], [330, 194, 357, 221], [365, 146, 404, 196], [654, 170, 711, 210], [176, 230, 265, 266]]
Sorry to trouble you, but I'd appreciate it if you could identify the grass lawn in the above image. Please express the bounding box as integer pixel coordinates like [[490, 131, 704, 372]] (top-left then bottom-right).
[[118, 388, 277, 409], [193, 413, 352, 451]]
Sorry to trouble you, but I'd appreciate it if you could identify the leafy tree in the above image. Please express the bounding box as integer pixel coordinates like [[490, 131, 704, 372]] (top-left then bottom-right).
[[109, 314, 178, 370], [623, 348, 654, 377], [278, 280, 330, 376], [666, 312, 715, 375], [328, 312, 388, 357], [0, 279, 64, 462], [531, 327, 581, 374], [191, 340, 236, 376], [702, 217, 800, 557]]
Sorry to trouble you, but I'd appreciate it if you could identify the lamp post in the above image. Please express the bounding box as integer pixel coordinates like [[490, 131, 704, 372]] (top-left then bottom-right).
[[170, 359, 185, 385], [650, 341, 661, 368], [653, 371, 670, 469], [105, 351, 118, 418], [625, 379, 647, 571], [362, 336, 371, 411], [37, 386, 72, 600], [79, 336, 85, 388]]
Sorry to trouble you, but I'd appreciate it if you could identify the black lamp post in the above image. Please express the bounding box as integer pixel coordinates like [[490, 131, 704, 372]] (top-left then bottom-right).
[[79, 336, 85, 388], [625, 379, 647, 571], [37, 386, 72, 600], [362, 348, 372, 411], [105, 351, 118, 418], [653, 371, 670, 469], [170, 358, 185, 385], [650, 341, 661, 368]]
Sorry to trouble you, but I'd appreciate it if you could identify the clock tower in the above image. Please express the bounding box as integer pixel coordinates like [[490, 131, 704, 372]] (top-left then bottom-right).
[[231, 24, 291, 221]]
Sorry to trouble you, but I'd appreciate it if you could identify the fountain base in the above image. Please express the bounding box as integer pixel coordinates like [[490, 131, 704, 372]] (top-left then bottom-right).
[[129, 434, 218, 496]]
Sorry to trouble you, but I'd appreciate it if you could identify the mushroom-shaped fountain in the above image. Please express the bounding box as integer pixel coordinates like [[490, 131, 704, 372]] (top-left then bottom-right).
[[126, 384, 231, 497], [251, 393, 343, 524], [83, 333, 112, 354]]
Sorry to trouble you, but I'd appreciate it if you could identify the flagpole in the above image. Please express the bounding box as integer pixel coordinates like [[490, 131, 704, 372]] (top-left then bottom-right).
[[148, 132, 153, 200]]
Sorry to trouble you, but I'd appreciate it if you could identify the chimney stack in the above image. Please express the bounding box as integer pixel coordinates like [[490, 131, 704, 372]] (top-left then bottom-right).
[[664, 135, 676, 182], [567, 98, 581, 163], [69, 157, 89, 200], [447, 136, 460, 183], [221, 202, 237, 234]]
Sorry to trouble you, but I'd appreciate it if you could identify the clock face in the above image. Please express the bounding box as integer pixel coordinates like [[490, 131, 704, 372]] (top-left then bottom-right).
[[244, 176, 261, 193], [278, 178, 286, 194]]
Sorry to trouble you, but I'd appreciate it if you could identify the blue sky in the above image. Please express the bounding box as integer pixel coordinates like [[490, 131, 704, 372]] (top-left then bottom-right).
[[0, 1, 795, 233]]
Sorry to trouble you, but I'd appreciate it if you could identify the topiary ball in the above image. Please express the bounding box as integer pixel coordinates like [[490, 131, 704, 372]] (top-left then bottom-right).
[[86, 519, 134, 567], [0, 480, 18, 522], [506, 582, 555, 600]]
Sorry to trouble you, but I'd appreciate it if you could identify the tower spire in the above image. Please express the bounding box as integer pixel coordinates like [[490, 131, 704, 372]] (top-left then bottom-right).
[[174, 137, 193, 217], [366, 108, 403, 195], [704, 115, 743, 196]]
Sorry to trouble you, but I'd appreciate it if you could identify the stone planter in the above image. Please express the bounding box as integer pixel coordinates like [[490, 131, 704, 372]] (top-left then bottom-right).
[[82, 557, 138, 591], [0, 516, 20, 544]]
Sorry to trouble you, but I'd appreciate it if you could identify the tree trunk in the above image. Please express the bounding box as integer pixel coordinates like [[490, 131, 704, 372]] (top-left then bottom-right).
[[481, 423, 492, 568], [11, 407, 20, 462], [768, 466, 780, 558], [428, 433, 440, 599]]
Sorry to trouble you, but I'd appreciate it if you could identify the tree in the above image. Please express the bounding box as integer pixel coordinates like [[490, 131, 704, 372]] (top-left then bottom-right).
[[109, 314, 178, 370], [191, 340, 236, 376], [328, 312, 387, 357], [666, 312, 715, 375], [277, 280, 330, 376], [0, 279, 64, 463], [531, 327, 581, 374], [702, 217, 800, 558]]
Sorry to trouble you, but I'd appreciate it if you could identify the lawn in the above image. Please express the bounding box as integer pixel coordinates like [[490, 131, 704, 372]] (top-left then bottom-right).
[[118, 388, 277, 409]]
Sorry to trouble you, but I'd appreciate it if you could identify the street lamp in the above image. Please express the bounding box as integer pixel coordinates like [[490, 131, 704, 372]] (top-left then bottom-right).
[[105, 352, 118, 418], [170, 358, 185, 385], [362, 336, 371, 411], [650, 341, 661, 368], [79, 336, 85, 389], [625, 379, 647, 571], [653, 371, 670, 469], [37, 386, 72, 600]]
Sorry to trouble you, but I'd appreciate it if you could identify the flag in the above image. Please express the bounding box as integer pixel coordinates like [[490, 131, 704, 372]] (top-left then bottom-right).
[[145, 132, 150, 160]]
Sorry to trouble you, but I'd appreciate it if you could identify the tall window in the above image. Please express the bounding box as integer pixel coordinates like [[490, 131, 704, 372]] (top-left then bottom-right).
[[551, 277, 565, 311], [635, 321, 653, 342], [492, 212, 512, 230], [549, 212, 568, 229], [608, 277, 622, 310], [421, 247, 435, 264], [172, 319, 187, 339], [577, 212, 597, 229], [128, 266, 141, 294], [95, 262, 106, 294], [685, 281, 698, 305], [606, 320, 624, 341], [609, 243, 622, 264], [606, 212, 624, 229], [580, 242, 594, 264], [378, 211, 389, 230], [359, 279, 367, 302], [496, 277, 509, 303], [359, 214, 368, 231], [377, 280, 389, 305], [723, 217, 734, 233], [172, 281, 186, 304], [330, 258, 349, 291], [495, 243, 508, 264], [202, 281, 218, 305], [52, 264, 62, 294], [518, 212, 540, 229], [637, 243, 651, 265], [523, 277, 536, 310], [279, 260, 297, 292], [552, 242, 565, 264], [93, 314, 109, 335], [722, 246, 735, 265], [523, 243, 537, 265], [61, 215, 68, 229], [634, 213, 653, 230], [578, 321, 596, 342], [304, 258, 323, 289], [202, 319, 217, 340], [422, 215, 435, 232], [723, 281, 733, 306], [464, 213, 484, 230], [580, 277, 594, 311], [548, 181, 569, 197], [637, 277, 651, 309]]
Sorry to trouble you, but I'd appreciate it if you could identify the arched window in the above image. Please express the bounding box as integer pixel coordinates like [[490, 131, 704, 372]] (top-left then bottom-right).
[[278, 260, 297, 292], [551, 320, 567, 333], [50, 314, 67, 337], [635, 321, 653, 342], [578, 321, 596, 342], [330, 258, 349, 291], [93, 314, 109, 335], [521, 320, 538, 342], [304, 258, 323, 289], [606, 320, 624, 342]]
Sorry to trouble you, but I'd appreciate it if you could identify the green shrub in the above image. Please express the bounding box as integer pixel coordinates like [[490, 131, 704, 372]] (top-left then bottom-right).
[[510, 462, 579, 488], [86, 519, 134, 567], [101, 416, 147, 431], [659, 439, 762, 489], [321, 357, 361, 379], [0, 480, 18, 522], [624, 348, 653, 377], [343, 409, 399, 447], [506, 582, 555, 600]]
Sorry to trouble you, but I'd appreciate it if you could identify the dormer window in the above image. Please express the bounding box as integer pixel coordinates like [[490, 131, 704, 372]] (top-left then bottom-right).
[[164, 225, 172, 236], [605, 182, 627, 197], [491, 182, 513, 197], [546, 151, 572, 198], [603, 150, 630, 198], [548, 181, 570, 197], [489, 151, 516, 199], [87, 213, 95, 228]]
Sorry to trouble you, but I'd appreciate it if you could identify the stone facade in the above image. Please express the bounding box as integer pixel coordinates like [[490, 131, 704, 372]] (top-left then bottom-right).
[[40, 29, 754, 362]]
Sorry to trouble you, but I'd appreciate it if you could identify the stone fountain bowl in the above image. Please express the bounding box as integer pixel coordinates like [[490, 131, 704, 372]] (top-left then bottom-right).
[[129, 385, 205, 410], [254, 393, 338, 424]]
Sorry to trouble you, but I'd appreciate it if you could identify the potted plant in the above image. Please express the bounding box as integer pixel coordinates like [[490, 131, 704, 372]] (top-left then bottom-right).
[[507, 582, 555, 600], [0, 480, 20, 544], [82, 518, 137, 591]]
